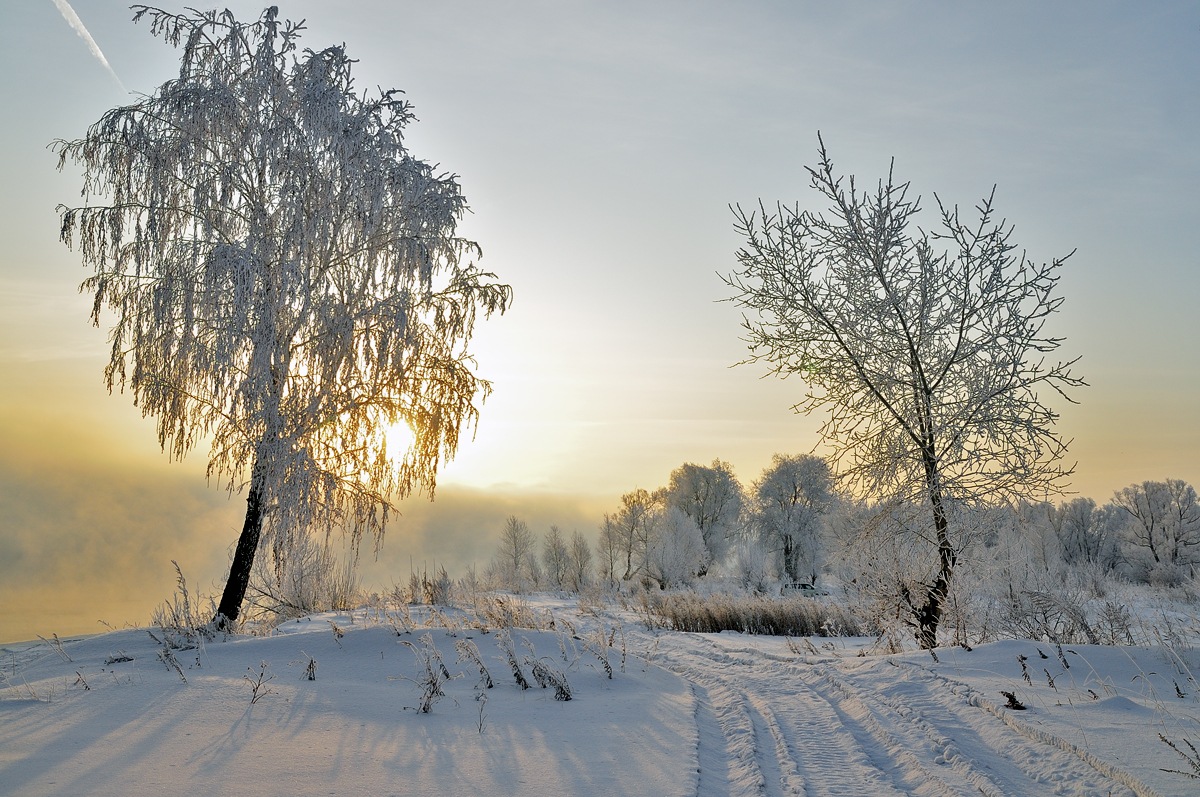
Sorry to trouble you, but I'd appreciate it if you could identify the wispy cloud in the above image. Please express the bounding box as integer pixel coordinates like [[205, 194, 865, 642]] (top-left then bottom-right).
[[51, 0, 128, 94]]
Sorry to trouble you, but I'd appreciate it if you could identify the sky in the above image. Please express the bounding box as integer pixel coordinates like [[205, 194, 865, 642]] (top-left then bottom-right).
[[1, 0, 1197, 642]]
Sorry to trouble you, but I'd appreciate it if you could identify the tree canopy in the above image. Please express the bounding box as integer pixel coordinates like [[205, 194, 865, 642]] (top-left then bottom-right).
[[665, 459, 743, 573]]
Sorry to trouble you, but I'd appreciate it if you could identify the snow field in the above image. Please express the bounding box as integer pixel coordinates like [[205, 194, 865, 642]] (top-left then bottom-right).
[[0, 610, 695, 797], [3, 595, 1199, 796]]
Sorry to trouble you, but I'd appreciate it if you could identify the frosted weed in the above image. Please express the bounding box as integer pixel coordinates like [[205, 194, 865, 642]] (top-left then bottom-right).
[[244, 661, 275, 704]]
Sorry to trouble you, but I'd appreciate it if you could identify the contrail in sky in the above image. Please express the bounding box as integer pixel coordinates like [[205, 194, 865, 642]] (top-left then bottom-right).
[[51, 0, 129, 95]]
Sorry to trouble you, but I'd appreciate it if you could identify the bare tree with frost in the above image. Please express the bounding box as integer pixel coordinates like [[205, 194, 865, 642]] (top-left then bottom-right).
[[566, 530, 593, 591], [1111, 479, 1200, 580], [495, 516, 535, 592], [541, 525, 570, 590], [1046, 497, 1119, 568], [53, 7, 511, 628], [599, 488, 663, 585], [725, 136, 1082, 647]]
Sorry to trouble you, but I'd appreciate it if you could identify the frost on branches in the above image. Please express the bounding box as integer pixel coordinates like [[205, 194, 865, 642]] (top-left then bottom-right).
[[53, 7, 511, 626], [725, 135, 1083, 647]]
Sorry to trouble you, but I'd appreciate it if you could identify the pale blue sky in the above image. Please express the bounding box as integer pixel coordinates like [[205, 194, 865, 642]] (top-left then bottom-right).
[[1, 1, 1197, 639]]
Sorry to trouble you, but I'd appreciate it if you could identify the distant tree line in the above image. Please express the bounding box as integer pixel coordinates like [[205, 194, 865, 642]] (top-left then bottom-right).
[[484, 458, 1200, 624]]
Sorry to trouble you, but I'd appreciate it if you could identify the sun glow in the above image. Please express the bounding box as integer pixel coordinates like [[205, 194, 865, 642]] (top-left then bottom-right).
[[382, 419, 416, 463]]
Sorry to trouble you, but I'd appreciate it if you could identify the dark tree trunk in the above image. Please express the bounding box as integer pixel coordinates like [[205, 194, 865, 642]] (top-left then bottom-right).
[[782, 533, 797, 583], [913, 549, 952, 650], [912, 447, 956, 649], [215, 466, 266, 630]]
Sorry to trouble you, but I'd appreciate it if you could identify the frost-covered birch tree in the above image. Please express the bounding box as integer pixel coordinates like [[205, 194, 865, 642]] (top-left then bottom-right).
[[53, 7, 511, 627], [725, 136, 1083, 647]]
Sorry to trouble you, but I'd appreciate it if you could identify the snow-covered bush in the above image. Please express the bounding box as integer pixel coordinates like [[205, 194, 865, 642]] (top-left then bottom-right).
[[247, 533, 361, 623], [645, 508, 709, 589]]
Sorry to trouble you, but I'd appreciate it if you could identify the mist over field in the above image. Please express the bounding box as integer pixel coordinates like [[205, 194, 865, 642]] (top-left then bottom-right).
[[0, 420, 605, 644]]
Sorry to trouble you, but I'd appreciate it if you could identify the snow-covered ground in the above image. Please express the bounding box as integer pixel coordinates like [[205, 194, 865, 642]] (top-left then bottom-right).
[[3, 596, 1198, 796]]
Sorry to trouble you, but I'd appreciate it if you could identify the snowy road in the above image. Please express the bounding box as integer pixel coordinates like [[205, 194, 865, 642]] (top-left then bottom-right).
[[620, 625, 1157, 797]]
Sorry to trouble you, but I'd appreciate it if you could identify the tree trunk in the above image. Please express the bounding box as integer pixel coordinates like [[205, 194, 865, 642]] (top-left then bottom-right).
[[782, 533, 797, 583], [215, 465, 266, 630], [913, 554, 951, 650], [914, 444, 956, 649]]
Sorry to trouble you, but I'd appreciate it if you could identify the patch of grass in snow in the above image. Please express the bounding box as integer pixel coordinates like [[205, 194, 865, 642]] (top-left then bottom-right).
[[1159, 734, 1200, 780], [472, 594, 552, 632], [399, 633, 455, 712], [639, 591, 870, 637], [150, 561, 220, 649]]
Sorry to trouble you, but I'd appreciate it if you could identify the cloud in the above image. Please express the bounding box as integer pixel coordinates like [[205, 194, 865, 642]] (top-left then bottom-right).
[[51, 0, 128, 94]]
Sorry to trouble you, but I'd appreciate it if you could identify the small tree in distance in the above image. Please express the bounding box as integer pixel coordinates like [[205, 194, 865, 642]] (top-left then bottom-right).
[[54, 7, 511, 627], [750, 454, 833, 586], [495, 516, 535, 592], [567, 530, 593, 591], [665, 460, 744, 576], [726, 135, 1083, 647], [542, 526, 570, 590]]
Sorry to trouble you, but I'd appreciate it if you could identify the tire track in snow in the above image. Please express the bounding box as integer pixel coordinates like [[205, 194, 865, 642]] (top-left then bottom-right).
[[890, 661, 1159, 796], [818, 657, 1146, 796], [668, 653, 795, 796], [809, 664, 1011, 796], [642, 629, 1150, 796], [742, 692, 806, 795], [655, 635, 920, 796], [690, 681, 756, 797]]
